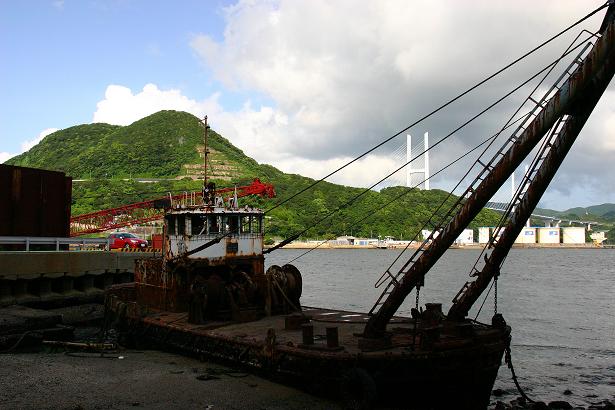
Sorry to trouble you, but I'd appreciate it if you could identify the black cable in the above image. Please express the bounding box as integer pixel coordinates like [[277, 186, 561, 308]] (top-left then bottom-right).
[[262, 3, 608, 216], [265, 39, 589, 255], [374, 31, 595, 277], [462, 29, 597, 284], [285, 112, 531, 264]]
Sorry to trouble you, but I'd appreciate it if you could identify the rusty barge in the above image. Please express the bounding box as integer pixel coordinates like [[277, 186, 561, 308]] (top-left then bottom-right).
[[106, 193, 510, 408], [106, 4, 615, 409]]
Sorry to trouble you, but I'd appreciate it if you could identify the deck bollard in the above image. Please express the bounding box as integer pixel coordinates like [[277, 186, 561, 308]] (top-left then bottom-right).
[[301, 323, 314, 345], [326, 326, 339, 348], [0, 280, 15, 306]]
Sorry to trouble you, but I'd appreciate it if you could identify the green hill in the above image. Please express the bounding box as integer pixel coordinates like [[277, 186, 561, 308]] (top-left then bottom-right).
[[534, 203, 615, 224], [6, 110, 500, 239]]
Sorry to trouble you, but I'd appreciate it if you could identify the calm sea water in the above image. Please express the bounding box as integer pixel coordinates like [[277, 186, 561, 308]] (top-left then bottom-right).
[[265, 248, 615, 407]]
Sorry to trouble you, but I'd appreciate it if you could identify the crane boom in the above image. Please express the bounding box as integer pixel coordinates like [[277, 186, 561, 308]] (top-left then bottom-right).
[[363, 7, 615, 340], [70, 179, 275, 236]]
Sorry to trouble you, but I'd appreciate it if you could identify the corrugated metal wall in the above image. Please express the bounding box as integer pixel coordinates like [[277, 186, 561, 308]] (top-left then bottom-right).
[[0, 164, 72, 237]]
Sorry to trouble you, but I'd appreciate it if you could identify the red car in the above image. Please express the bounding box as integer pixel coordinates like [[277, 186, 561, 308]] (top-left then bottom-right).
[[108, 233, 148, 249]]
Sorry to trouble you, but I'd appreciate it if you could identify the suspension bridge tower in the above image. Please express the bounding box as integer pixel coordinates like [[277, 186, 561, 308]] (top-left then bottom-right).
[[406, 132, 430, 190]]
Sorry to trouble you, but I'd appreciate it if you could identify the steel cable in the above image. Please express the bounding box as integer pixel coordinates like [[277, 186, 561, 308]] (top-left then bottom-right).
[[265, 38, 592, 255], [262, 3, 608, 216]]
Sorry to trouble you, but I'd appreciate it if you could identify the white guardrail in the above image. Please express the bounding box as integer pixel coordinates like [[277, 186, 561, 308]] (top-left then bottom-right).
[[0, 236, 110, 251]]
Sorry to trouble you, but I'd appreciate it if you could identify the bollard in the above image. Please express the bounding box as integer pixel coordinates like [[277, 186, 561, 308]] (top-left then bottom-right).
[[326, 326, 339, 348], [301, 323, 314, 345], [13, 279, 38, 305], [0, 280, 16, 306]]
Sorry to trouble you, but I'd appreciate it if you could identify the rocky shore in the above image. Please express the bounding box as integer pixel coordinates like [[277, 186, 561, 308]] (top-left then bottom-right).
[[490, 395, 615, 410]]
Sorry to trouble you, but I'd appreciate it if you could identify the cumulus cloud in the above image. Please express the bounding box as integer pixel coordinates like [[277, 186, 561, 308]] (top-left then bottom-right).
[[187, 0, 614, 208], [1, 128, 59, 163], [93, 83, 220, 125], [0, 152, 16, 163], [21, 128, 59, 152]]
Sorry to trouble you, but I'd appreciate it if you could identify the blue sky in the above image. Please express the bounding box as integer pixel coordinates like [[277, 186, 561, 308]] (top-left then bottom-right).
[[1, 1, 614, 210], [0, 0, 244, 150]]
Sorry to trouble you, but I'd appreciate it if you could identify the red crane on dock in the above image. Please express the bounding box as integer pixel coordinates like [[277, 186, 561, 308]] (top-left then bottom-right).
[[69, 179, 275, 236]]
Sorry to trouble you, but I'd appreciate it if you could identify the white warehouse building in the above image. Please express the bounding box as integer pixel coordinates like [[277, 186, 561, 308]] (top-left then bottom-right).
[[515, 227, 536, 244], [561, 226, 585, 244], [537, 227, 560, 244]]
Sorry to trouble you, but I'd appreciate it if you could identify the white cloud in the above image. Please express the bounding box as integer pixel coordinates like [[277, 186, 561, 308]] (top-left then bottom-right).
[[186, 0, 615, 209], [21, 128, 59, 152], [93, 83, 221, 125], [74, 2, 615, 210], [1, 128, 60, 163], [0, 152, 17, 163]]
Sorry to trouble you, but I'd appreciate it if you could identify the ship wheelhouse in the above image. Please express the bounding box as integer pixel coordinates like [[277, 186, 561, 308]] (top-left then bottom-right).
[[164, 206, 264, 263]]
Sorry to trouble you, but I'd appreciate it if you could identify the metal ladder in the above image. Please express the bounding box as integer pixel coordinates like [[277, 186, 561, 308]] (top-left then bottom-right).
[[452, 115, 570, 304], [368, 41, 592, 316]]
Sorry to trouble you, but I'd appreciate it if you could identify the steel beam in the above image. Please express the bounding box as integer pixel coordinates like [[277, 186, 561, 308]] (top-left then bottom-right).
[[363, 15, 615, 339]]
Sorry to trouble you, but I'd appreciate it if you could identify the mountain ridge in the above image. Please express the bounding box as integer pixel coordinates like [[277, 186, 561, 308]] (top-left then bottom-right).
[[3, 110, 513, 238]]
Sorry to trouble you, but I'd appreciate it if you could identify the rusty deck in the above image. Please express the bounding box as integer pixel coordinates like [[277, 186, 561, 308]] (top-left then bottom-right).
[[107, 284, 509, 409]]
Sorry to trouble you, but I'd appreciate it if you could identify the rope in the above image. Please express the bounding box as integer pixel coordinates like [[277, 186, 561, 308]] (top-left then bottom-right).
[[262, 3, 608, 216], [0, 330, 37, 353]]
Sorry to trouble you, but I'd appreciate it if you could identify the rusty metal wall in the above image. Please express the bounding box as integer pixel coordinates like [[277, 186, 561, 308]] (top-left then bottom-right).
[[0, 164, 72, 237]]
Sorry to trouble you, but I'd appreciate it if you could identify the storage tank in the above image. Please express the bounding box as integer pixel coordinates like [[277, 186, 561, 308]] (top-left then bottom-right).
[[515, 227, 536, 244], [478, 227, 490, 244], [561, 227, 585, 244], [537, 227, 560, 244]]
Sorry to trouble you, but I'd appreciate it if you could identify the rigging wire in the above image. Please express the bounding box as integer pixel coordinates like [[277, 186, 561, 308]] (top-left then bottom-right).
[[456, 30, 598, 311], [262, 3, 608, 216], [375, 31, 597, 277], [265, 38, 592, 255], [284, 111, 531, 264]]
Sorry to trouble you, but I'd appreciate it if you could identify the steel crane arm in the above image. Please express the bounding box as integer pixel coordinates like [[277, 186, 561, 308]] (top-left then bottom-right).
[[363, 13, 615, 339], [448, 9, 615, 320], [70, 179, 275, 236]]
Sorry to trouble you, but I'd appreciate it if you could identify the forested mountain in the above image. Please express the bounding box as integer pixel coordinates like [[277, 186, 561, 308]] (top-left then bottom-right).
[[6, 110, 500, 239]]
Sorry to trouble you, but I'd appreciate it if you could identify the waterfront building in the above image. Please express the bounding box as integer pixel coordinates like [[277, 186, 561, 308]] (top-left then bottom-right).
[[561, 227, 585, 244]]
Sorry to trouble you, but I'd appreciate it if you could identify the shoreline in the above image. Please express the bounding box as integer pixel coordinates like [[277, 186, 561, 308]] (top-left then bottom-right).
[[267, 242, 606, 250]]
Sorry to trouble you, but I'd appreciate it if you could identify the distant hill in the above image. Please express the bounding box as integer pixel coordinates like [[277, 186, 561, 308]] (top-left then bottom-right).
[[6, 111, 262, 180], [534, 203, 615, 223], [5, 110, 500, 239], [564, 203, 615, 217]]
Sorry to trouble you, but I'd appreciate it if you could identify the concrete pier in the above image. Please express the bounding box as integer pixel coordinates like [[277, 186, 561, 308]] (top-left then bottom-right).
[[0, 251, 153, 307]]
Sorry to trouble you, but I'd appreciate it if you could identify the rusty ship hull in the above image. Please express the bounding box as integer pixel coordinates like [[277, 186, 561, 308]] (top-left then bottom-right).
[[106, 281, 509, 409]]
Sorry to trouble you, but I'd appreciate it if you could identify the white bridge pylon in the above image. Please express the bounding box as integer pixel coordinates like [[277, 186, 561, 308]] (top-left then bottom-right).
[[406, 132, 430, 190]]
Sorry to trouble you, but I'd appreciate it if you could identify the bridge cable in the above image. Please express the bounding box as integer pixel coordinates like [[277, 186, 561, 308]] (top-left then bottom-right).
[[262, 3, 608, 216], [285, 111, 531, 264]]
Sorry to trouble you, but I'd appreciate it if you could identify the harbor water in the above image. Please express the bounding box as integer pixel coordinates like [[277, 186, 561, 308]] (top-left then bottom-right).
[[266, 248, 615, 407]]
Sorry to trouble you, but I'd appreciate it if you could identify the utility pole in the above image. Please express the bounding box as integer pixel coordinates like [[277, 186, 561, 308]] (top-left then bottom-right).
[[202, 116, 209, 189]]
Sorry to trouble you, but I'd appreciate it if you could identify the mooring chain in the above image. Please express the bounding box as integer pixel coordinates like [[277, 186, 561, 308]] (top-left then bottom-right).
[[494, 275, 498, 315], [505, 342, 535, 404], [415, 286, 421, 311]]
